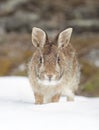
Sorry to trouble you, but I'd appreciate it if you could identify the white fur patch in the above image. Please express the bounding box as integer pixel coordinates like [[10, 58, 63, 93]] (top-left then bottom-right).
[[37, 79, 61, 86]]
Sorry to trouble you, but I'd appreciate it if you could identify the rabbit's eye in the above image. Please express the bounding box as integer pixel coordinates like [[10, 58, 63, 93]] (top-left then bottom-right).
[[39, 57, 43, 63], [57, 57, 60, 63]]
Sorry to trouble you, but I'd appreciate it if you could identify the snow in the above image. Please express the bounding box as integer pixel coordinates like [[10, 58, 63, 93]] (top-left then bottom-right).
[[0, 76, 99, 130]]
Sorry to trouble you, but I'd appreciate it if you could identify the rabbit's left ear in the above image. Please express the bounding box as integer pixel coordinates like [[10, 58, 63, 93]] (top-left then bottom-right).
[[58, 28, 73, 48]]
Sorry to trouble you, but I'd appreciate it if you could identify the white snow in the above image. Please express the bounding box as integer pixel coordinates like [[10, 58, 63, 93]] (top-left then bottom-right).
[[0, 76, 99, 130]]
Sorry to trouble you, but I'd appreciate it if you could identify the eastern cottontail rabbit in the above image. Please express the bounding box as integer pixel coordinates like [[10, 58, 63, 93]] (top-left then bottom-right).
[[28, 27, 80, 104]]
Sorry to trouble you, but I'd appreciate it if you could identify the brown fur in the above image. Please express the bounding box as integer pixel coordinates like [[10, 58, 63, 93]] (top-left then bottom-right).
[[51, 94, 61, 102]]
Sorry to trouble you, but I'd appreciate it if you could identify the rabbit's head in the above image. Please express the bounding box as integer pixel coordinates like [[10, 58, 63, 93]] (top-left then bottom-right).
[[31, 27, 72, 86]]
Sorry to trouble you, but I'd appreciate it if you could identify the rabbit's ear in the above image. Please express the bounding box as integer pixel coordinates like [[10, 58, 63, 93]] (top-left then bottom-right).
[[58, 28, 73, 48], [32, 27, 46, 48]]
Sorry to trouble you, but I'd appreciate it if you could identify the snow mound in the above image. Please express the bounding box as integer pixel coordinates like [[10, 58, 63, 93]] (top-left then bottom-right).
[[0, 76, 99, 130]]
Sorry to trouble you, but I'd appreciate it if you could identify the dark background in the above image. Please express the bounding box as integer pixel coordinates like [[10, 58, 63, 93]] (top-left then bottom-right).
[[0, 0, 99, 97]]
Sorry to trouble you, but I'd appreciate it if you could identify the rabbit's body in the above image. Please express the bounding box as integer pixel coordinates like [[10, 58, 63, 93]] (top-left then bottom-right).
[[28, 27, 80, 104]]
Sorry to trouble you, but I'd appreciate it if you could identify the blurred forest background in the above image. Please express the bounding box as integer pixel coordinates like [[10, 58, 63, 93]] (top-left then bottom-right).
[[0, 0, 99, 97]]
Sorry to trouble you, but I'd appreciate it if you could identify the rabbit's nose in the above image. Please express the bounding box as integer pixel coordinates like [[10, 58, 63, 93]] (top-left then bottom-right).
[[44, 74, 55, 81], [47, 75, 52, 81]]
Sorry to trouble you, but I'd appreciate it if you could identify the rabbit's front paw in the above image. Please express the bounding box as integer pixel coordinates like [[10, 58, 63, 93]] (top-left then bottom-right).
[[34, 92, 43, 104]]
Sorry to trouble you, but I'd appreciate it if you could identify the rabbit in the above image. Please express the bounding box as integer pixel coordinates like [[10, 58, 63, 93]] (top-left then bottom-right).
[[28, 27, 80, 104]]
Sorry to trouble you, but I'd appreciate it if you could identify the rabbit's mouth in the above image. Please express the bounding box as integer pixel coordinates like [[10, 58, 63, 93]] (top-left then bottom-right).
[[37, 73, 63, 86], [35, 68, 64, 86], [37, 78, 62, 86]]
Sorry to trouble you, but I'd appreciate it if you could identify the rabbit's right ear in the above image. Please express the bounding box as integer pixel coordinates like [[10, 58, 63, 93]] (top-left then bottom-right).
[[32, 27, 46, 48]]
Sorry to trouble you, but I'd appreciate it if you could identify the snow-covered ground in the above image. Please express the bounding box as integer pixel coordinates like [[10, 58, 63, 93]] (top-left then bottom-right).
[[0, 76, 99, 130]]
